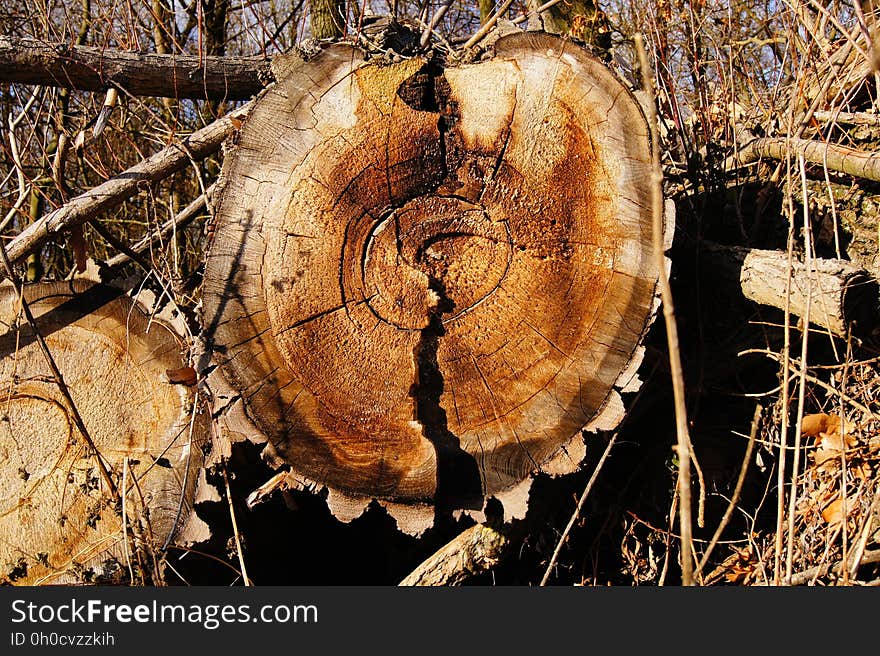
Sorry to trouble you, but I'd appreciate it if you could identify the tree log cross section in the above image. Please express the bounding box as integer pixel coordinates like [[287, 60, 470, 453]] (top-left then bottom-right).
[[0, 281, 206, 584], [202, 33, 661, 524]]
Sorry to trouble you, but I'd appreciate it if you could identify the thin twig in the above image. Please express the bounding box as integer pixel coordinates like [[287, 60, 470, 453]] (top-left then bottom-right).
[[511, 0, 566, 25], [0, 237, 118, 501], [696, 404, 762, 580], [849, 489, 880, 578], [1, 88, 41, 233], [89, 219, 155, 274], [635, 33, 694, 586], [539, 433, 618, 586], [121, 457, 134, 582], [222, 463, 251, 586], [784, 154, 815, 582], [420, 0, 454, 48], [744, 348, 880, 422], [462, 0, 515, 50], [774, 153, 797, 585], [2, 104, 249, 275]]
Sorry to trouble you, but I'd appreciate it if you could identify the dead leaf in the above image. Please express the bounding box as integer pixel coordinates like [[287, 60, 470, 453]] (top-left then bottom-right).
[[705, 545, 758, 585], [166, 366, 197, 386], [821, 496, 858, 525], [822, 498, 844, 524], [813, 430, 858, 465], [802, 413, 840, 438]]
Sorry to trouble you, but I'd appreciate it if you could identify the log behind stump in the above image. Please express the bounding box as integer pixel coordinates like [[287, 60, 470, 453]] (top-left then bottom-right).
[[201, 33, 663, 531], [0, 281, 207, 584]]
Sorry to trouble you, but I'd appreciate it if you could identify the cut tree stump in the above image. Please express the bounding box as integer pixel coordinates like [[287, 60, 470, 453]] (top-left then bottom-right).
[[200, 33, 665, 533], [0, 280, 207, 584]]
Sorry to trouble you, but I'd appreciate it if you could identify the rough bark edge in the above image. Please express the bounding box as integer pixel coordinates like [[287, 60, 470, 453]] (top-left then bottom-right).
[[198, 43, 672, 536], [534, 200, 673, 480], [75, 261, 213, 548]]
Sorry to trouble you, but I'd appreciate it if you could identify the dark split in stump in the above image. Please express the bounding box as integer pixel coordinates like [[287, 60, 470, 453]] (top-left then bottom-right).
[[200, 33, 666, 534]]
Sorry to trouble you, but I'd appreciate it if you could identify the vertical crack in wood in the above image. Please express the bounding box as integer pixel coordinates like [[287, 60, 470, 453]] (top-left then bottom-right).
[[397, 61, 484, 512], [411, 276, 483, 513]]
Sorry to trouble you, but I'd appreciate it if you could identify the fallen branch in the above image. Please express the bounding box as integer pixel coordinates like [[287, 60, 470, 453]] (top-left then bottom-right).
[[106, 186, 211, 270], [703, 243, 879, 338], [2, 105, 249, 275], [788, 548, 880, 585], [811, 110, 880, 126], [399, 524, 508, 586], [0, 37, 270, 100], [729, 137, 880, 183]]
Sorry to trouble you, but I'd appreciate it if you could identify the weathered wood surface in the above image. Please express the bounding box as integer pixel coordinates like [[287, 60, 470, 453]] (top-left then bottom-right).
[[705, 243, 879, 338], [0, 37, 269, 100], [200, 33, 663, 531], [0, 280, 207, 584], [399, 524, 508, 586]]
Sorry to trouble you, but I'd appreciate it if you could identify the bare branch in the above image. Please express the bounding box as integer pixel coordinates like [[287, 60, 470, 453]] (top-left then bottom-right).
[[729, 137, 880, 183], [0, 37, 270, 100], [2, 105, 250, 275]]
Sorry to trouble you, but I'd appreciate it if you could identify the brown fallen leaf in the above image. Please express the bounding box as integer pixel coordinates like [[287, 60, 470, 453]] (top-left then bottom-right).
[[822, 498, 844, 524], [813, 430, 858, 465], [821, 495, 859, 525], [166, 366, 197, 386], [705, 545, 759, 585], [802, 413, 840, 438]]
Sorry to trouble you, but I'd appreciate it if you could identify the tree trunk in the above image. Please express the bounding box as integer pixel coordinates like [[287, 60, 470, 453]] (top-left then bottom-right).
[[311, 0, 346, 41], [526, 0, 611, 53], [0, 280, 208, 585], [200, 33, 663, 533]]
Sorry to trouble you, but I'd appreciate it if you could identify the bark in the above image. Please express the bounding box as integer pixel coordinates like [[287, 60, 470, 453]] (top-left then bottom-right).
[[730, 137, 880, 184], [310, 0, 346, 41], [0, 37, 270, 100], [200, 34, 662, 532], [525, 0, 611, 52], [2, 105, 250, 276], [399, 524, 508, 586], [704, 243, 880, 338], [0, 280, 208, 585]]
